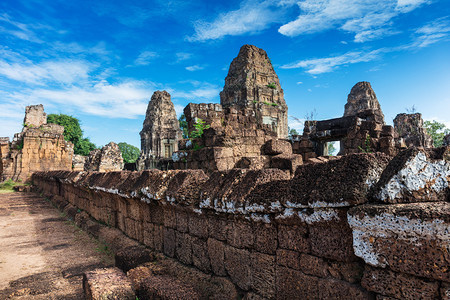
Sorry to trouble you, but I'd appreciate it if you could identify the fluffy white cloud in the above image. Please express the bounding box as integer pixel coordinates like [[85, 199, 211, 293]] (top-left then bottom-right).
[[279, 0, 431, 42], [187, 0, 292, 41]]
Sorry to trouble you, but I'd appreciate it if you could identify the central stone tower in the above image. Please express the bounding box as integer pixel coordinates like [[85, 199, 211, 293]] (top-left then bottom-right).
[[139, 91, 182, 170], [220, 45, 288, 138]]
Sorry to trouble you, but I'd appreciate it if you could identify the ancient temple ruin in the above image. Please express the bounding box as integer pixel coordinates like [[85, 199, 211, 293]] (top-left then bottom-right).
[[138, 91, 182, 170], [0, 105, 73, 181], [173, 45, 292, 172], [294, 81, 433, 159]]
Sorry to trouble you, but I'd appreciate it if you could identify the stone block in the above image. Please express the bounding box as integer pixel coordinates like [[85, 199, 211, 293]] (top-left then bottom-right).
[[254, 223, 277, 254], [227, 220, 254, 249], [307, 209, 357, 262], [175, 232, 192, 265], [83, 267, 135, 300], [176, 210, 189, 233], [249, 153, 390, 208], [276, 249, 300, 270], [163, 206, 177, 228], [138, 274, 200, 300], [373, 147, 450, 203], [207, 217, 228, 241], [143, 222, 154, 248], [192, 237, 211, 273], [264, 139, 292, 155], [153, 225, 164, 252], [188, 213, 209, 238], [278, 224, 309, 253], [270, 153, 303, 173], [207, 238, 227, 276], [362, 266, 439, 300], [224, 245, 251, 291], [163, 227, 176, 258], [348, 202, 450, 281], [115, 245, 154, 272], [251, 252, 275, 299]]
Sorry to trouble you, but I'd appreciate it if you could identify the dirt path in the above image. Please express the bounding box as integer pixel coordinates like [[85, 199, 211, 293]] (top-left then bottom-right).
[[0, 192, 114, 299]]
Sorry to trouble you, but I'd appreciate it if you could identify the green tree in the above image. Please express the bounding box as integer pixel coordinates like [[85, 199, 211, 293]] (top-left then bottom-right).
[[179, 114, 189, 138], [47, 114, 97, 156], [327, 142, 337, 156], [118, 142, 141, 163], [288, 127, 299, 140], [424, 120, 450, 147], [190, 118, 210, 139]]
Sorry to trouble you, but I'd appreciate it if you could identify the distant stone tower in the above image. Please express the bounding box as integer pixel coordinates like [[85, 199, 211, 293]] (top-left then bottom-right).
[[138, 91, 182, 170], [344, 81, 385, 123], [220, 45, 288, 138]]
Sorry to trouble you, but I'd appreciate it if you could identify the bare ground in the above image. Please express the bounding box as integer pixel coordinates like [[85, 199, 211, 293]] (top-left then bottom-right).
[[0, 192, 114, 299]]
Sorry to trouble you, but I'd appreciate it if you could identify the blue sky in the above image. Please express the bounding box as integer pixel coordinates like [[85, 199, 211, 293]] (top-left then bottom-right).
[[0, 0, 449, 148]]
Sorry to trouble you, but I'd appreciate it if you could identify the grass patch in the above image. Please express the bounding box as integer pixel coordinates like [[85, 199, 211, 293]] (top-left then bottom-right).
[[0, 179, 18, 193]]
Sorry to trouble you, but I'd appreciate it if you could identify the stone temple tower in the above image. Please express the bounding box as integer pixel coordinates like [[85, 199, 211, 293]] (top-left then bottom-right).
[[138, 91, 182, 170], [220, 45, 288, 138], [343, 81, 385, 124]]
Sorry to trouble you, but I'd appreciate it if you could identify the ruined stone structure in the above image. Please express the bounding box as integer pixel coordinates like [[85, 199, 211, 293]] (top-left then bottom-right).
[[393, 113, 433, 148], [72, 154, 87, 172], [173, 45, 292, 173], [138, 91, 182, 170], [33, 146, 450, 299], [343, 81, 384, 123], [0, 105, 73, 182], [84, 142, 124, 172], [294, 82, 398, 159], [220, 44, 288, 138]]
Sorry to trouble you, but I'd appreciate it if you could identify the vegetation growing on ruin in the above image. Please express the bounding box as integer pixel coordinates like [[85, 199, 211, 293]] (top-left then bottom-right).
[[266, 82, 276, 89], [190, 119, 210, 139], [424, 120, 449, 147], [358, 134, 372, 153], [118, 142, 140, 164], [47, 114, 97, 156]]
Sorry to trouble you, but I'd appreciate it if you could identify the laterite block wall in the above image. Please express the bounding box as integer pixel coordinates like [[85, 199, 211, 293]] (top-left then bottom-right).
[[32, 149, 450, 299]]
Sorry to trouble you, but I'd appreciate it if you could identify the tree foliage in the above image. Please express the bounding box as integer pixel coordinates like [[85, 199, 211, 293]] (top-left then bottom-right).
[[118, 142, 141, 164], [47, 114, 97, 156], [288, 127, 299, 139], [327, 142, 337, 156], [179, 114, 189, 139], [424, 120, 450, 147], [190, 118, 210, 139]]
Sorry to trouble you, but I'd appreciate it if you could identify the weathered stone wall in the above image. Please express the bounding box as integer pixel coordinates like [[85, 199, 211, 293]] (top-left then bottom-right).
[[1, 105, 73, 182], [84, 142, 124, 172], [32, 148, 450, 299]]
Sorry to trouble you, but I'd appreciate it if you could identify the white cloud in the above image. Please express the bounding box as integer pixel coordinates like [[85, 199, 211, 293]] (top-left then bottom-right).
[[0, 13, 44, 43], [278, 0, 431, 42], [187, 0, 293, 42], [134, 51, 158, 66], [288, 116, 304, 133], [296, 81, 303, 84], [281, 49, 384, 74], [0, 59, 93, 85], [185, 65, 204, 71], [173, 104, 185, 117], [410, 17, 450, 48], [176, 52, 192, 62]]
